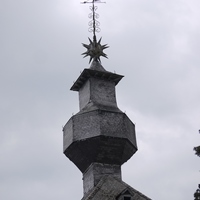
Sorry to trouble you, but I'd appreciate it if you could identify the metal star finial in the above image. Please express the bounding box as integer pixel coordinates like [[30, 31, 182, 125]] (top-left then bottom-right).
[[82, 36, 108, 63]]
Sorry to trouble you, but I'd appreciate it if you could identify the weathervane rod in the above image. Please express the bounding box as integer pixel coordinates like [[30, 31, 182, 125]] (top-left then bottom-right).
[[81, 0, 108, 64], [92, 2, 96, 41]]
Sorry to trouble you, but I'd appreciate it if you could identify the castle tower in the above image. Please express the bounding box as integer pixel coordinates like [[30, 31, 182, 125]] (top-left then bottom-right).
[[63, 1, 152, 199]]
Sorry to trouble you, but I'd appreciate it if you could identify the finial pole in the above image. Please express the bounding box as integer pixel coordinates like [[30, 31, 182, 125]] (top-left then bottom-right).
[[88, 0, 100, 41], [81, 0, 108, 64], [92, 2, 96, 41]]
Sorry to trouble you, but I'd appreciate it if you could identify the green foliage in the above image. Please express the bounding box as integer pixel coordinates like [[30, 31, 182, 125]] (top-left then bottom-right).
[[194, 146, 200, 157], [194, 185, 200, 200], [193, 131, 200, 200]]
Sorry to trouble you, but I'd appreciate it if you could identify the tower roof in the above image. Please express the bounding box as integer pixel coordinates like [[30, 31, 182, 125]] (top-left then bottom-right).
[[82, 175, 152, 200], [71, 61, 123, 91]]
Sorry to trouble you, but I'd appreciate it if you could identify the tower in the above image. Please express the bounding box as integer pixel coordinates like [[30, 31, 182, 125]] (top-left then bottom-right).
[[63, 1, 152, 199]]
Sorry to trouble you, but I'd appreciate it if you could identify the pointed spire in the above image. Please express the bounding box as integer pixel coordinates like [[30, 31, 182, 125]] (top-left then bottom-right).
[[89, 60, 106, 71]]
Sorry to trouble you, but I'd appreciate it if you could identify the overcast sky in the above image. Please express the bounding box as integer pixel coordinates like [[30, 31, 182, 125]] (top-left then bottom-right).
[[0, 0, 200, 199]]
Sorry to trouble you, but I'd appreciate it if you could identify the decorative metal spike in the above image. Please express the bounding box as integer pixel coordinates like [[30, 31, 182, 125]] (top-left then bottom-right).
[[81, 0, 109, 64]]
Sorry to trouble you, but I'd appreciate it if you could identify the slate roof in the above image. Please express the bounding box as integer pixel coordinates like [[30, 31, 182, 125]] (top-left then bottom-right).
[[81, 175, 152, 200], [70, 60, 124, 92]]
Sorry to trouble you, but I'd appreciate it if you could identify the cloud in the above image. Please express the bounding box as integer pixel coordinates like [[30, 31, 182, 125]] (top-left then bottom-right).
[[0, 0, 200, 200]]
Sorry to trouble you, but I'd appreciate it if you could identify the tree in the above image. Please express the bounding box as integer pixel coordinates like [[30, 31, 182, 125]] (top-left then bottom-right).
[[194, 130, 200, 157], [194, 130, 200, 200], [194, 146, 200, 157], [194, 185, 200, 200]]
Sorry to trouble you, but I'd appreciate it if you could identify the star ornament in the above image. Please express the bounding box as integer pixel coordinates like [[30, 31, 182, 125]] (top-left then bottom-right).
[[82, 37, 109, 63]]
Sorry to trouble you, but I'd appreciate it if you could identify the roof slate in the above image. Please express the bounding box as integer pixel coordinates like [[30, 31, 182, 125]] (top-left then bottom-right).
[[82, 175, 152, 200]]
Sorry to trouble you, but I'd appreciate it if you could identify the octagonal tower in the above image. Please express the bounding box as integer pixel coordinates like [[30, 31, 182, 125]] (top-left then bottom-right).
[[63, 61, 138, 195]]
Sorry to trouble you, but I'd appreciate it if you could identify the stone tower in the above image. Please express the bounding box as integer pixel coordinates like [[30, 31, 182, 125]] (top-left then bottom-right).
[[63, 1, 152, 199], [63, 61, 151, 200]]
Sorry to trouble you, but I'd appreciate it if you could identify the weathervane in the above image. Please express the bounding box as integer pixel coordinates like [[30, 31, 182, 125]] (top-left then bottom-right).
[[81, 0, 109, 63]]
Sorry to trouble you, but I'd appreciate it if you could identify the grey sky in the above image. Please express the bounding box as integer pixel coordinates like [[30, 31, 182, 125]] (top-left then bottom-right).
[[0, 0, 200, 199]]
